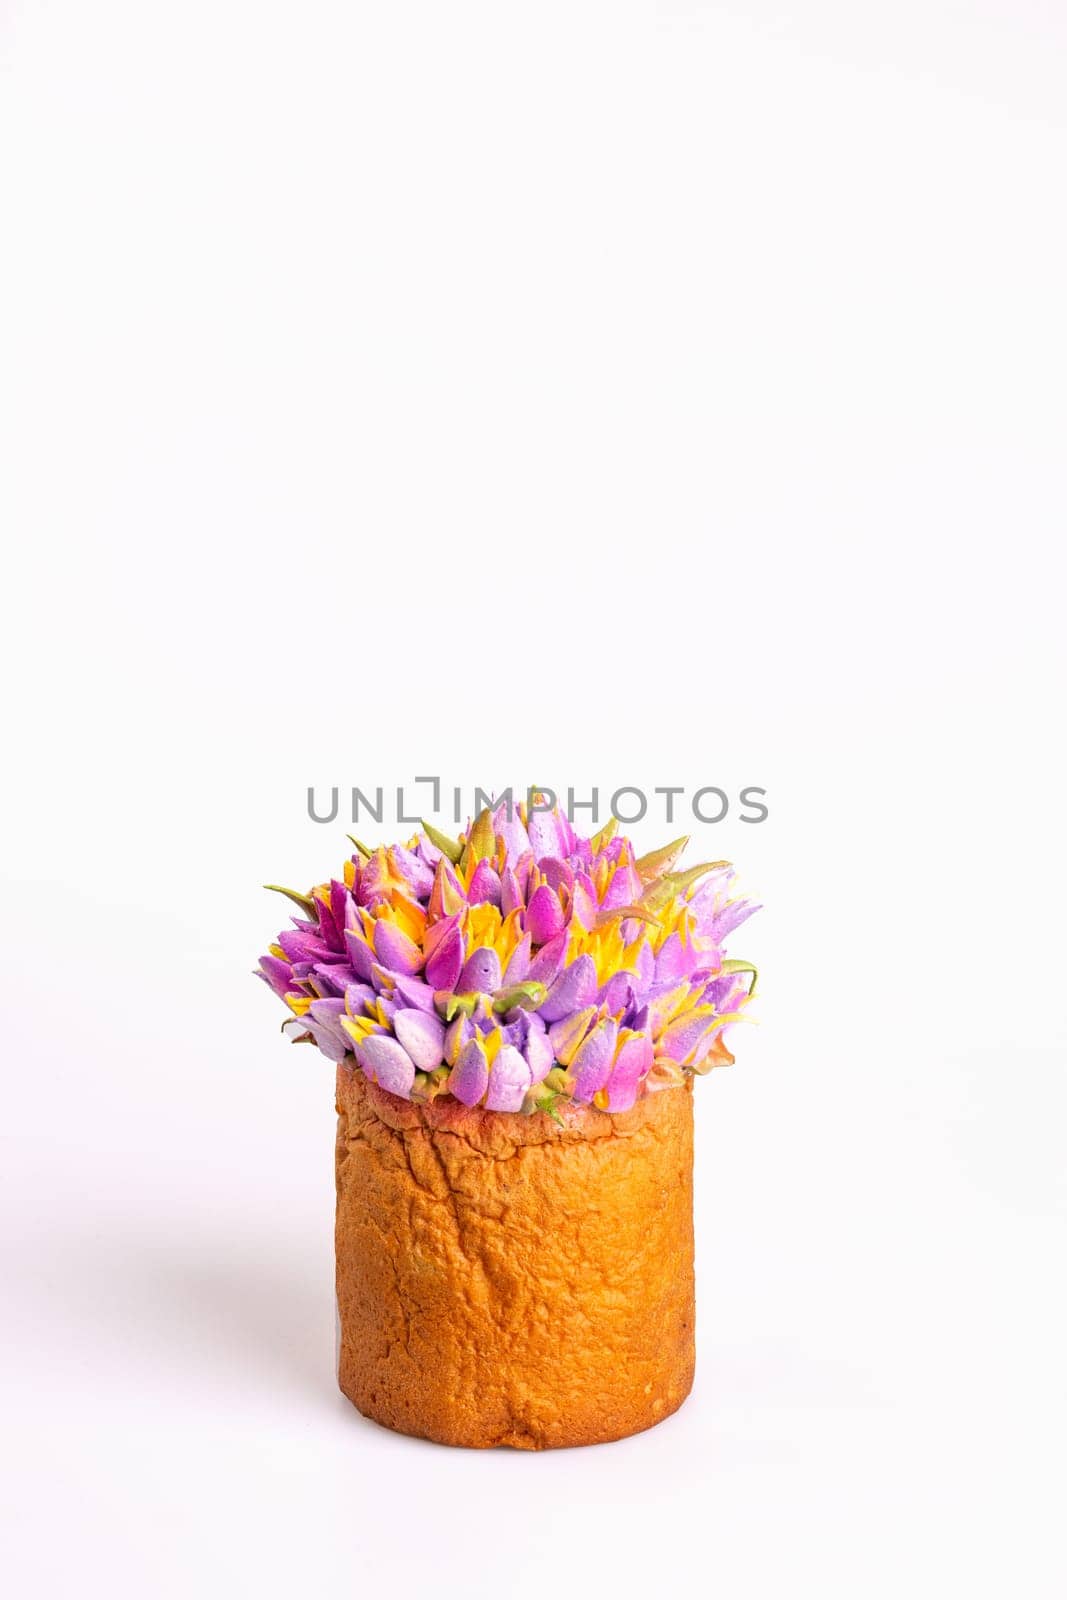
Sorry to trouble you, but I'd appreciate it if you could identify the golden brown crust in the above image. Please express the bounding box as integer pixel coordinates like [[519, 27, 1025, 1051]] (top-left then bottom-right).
[[335, 1065, 695, 1449]]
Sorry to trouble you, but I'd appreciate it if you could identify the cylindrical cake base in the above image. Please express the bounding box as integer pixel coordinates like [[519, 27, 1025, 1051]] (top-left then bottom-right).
[[335, 1063, 695, 1449]]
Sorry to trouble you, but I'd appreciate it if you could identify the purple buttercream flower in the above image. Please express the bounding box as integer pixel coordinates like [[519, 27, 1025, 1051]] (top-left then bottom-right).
[[600, 969, 636, 1014], [701, 973, 741, 1010], [258, 955, 293, 998], [524, 1015, 554, 1083], [502, 932, 532, 985], [570, 874, 599, 930], [357, 1034, 416, 1097], [493, 807, 531, 867], [372, 919, 424, 976], [548, 1006, 596, 1065], [525, 884, 565, 946], [344, 928, 376, 982], [500, 868, 525, 916], [458, 946, 502, 995], [449, 1038, 489, 1106], [604, 1031, 653, 1111], [570, 1018, 619, 1103], [314, 892, 344, 953], [328, 879, 351, 942], [486, 1044, 531, 1111], [392, 974, 438, 1013], [634, 940, 655, 996], [309, 996, 346, 1024], [540, 954, 598, 1024], [302, 997, 351, 1060], [654, 932, 691, 987], [425, 925, 464, 990], [467, 859, 502, 906], [345, 982, 377, 1015], [526, 806, 569, 862], [302, 1023, 348, 1062], [539, 857, 575, 896], [391, 844, 435, 900], [394, 1008, 446, 1072], [658, 1008, 718, 1066], [312, 962, 355, 996], [277, 928, 335, 965], [600, 859, 642, 911], [527, 931, 568, 987], [706, 900, 760, 941], [444, 1012, 472, 1066]]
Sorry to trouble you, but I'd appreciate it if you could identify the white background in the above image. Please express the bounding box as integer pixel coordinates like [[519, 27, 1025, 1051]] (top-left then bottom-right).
[[2, 2, 1065, 1596]]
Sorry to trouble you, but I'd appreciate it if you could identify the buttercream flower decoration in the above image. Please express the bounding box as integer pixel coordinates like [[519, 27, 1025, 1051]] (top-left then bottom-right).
[[257, 798, 759, 1117]]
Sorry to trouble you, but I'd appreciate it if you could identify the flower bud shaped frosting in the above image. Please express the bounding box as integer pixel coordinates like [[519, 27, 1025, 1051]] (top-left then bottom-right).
[[258, 799, 759, 1115]]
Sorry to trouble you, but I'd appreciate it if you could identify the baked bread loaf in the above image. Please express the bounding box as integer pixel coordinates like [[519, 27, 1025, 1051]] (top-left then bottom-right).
[[336, 1063, 695, 1449]]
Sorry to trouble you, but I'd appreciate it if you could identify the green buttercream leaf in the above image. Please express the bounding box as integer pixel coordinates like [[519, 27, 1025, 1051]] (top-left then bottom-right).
[[595, 901, 661, 928], [640, 860, 731, 914], [634, 836, 690, 884], [437, 991, 480, 1022], [263, 883, 317, 915], [720, 958, 758, 996], [492, 981, 549, 1014], [590, 816, 618, 853], [523, 1079, 567, 1123], [422, 820, 464, 864]]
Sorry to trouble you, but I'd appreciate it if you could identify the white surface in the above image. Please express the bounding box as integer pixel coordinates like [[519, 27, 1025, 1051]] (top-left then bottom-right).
[[1, 3, 1065, 1597]]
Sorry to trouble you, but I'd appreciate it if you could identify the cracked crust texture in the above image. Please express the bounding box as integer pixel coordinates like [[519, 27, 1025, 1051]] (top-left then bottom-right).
[[335, 1064, 695, 1449]]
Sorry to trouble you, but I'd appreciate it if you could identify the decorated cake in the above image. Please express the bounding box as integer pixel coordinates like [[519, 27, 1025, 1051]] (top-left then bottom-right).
[[257, 797, 758, 1448]]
